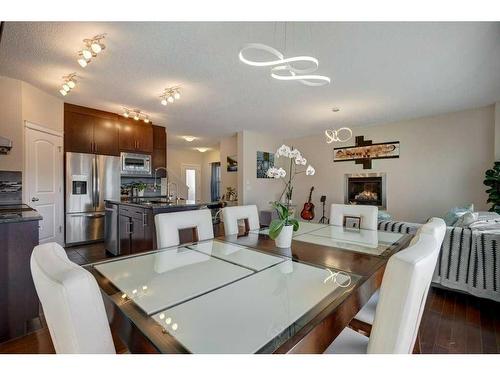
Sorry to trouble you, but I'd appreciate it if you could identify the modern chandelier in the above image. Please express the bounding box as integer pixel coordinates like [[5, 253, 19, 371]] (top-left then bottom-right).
[[238, 43, 330, 87]]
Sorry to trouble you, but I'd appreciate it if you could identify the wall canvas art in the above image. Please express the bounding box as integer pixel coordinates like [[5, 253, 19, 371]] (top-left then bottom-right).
[[256, 151, 274, 178], [227, 155, 238, 172], [333, 136, 400, 169]]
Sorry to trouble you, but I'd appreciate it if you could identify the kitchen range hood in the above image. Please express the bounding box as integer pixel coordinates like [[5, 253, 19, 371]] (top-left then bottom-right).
[[0, 136, 12, 154]]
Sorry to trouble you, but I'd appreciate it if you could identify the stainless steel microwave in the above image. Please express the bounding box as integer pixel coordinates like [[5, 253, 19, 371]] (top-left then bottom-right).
[[120, 152, 152, 176]]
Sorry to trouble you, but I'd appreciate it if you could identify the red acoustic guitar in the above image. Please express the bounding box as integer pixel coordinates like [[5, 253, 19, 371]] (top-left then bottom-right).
[[300, 186, 315, 221]]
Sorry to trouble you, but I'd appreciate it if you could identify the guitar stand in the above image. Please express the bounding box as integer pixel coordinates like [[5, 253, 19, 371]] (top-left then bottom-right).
[[318, 196, 329, 224]]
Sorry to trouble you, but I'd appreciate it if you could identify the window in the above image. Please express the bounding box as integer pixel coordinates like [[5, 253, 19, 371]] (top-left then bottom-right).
[[210, 162, 221, 201], [185, 168, 196, 201]]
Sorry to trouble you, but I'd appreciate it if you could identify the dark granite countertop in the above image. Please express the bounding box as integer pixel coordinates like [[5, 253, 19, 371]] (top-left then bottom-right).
[[0, 204, 43, 224], [105, 198, 218, 212]]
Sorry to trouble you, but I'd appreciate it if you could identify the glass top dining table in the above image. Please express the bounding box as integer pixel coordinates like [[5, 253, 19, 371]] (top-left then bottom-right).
[[88, 222, 412, 354]]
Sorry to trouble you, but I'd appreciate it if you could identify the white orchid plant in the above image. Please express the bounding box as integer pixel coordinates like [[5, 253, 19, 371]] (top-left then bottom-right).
[[266, 144, 315, 240]]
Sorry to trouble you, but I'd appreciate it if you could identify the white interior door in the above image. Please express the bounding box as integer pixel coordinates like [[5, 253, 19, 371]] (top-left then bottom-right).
[[181, 164, 201, 202], [25, 123, 64, 245]]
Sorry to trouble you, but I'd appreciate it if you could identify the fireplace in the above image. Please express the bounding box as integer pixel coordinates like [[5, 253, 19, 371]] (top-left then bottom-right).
[[344, 173, 386, 209]]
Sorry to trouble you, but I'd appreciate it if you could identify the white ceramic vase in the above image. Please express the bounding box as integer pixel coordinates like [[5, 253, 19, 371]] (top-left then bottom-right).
[[275, 224, 293, 248]]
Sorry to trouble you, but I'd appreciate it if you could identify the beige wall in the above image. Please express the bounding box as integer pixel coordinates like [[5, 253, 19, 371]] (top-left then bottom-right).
[[0, 76, 63, 174], [0, 76, 23, 171], [21, 81, 64, 133], [238, 130, 284, 211], [220, 134, 238, 199], [286, 105, 495, 223]]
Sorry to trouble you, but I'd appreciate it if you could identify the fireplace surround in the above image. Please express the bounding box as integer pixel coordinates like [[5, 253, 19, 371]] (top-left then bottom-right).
[[344, 173, 386, 209]]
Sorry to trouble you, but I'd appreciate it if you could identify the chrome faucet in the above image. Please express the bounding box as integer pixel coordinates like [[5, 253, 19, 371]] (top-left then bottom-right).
[[153, 167, 168, 193]]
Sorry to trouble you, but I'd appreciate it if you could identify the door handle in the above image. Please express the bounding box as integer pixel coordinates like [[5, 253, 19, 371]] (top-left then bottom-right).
[[129, 221, 133, 234], [31, 197, 39, 202], [142, 212, 147, 227]]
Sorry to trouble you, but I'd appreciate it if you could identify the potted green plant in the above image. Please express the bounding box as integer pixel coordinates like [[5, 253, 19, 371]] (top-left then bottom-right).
[[484, 161, 500, 214], [133, 182, 147, 197], [267, 144, 315, 248]]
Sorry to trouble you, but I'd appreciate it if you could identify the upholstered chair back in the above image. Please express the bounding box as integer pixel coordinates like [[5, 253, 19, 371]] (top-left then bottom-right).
[[367, 232, 440, 353], [155, 209, 214, 248], [329, 204, 378, 230], [221, 205, 260, 236], [410, 217, 447, 246], [30, 242, 115, 354]]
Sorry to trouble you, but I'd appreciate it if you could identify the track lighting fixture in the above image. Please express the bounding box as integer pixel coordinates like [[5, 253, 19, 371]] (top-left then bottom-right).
[[58, 73, 77, 96], [122, 108, 150, 124], [160, 87, 181, 106], [77, 34, 106, 68]]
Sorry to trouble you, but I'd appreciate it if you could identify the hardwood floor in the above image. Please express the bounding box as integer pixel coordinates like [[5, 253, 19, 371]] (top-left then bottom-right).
[[1, 240, 498, 354], [419, 286, 500, 353], [65, 242, 114, 265]]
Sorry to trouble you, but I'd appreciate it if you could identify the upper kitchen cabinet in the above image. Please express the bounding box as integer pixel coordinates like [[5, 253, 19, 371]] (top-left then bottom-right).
[[152, 125, 167, 177], [64, 104, 120, 156], [119, 118, 153, 154], [64, 110, 95, 154]]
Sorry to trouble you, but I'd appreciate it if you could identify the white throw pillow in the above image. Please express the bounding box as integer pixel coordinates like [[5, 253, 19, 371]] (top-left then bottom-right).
[[454, 212, 479, 227]]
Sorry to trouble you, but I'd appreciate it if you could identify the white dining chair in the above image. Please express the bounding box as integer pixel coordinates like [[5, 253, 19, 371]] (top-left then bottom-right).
[[30, 242, 116, 354], [155, 208, 214, 248], [221, 205, 260, 236], [329, 204, 378, 230], [353, 217, 446, 326], [325, 230, 441, 354]]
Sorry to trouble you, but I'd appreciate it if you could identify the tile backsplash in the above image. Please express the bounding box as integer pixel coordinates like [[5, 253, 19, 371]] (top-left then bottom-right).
[[0, 171, 22, 204]]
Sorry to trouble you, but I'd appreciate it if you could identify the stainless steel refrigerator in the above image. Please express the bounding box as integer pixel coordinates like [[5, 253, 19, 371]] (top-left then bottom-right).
[[65, 152, 120, 245]]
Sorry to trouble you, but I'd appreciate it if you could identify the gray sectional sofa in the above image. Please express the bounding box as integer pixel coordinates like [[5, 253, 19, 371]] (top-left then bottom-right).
[[378, 218, 500, 302]]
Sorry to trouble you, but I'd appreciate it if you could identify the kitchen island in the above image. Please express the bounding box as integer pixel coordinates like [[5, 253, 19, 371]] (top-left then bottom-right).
[[0, 204, 42, 342], [104, 197, 216, 256]]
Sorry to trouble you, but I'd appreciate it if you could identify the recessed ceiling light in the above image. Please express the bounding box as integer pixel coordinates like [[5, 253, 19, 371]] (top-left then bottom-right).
[[182, 136, 196, 142], [195, 147, 209, 153], [332, 108, 340, 112]]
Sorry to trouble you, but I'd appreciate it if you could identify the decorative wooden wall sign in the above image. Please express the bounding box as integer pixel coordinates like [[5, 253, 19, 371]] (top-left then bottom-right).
[[333, 136, 400, 169]]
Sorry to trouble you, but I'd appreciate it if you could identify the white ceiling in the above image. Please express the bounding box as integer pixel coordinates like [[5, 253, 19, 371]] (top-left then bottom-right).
[[1, 22, 499, 147]]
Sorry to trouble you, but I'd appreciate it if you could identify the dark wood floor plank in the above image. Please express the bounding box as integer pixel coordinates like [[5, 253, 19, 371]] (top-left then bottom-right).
[[479, 299, 498, 354], [465, 295, 483, 353], [450, 292, 467, 353], [435, 291, 455, 350]]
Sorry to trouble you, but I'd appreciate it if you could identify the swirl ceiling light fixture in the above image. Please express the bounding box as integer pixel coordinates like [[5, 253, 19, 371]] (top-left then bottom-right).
[[325, 128, 353, 143], [325, 107, 352, 143], [238, 43, 331, 87]]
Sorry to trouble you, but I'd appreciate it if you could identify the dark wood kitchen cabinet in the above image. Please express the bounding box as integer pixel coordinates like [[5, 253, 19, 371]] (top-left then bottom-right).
[[64, 103, 120, 156], [64, 111, 94, 154], [152, 125, 167, 178], [118, 205, 154, 254], [119, 118, 153, 154], [0, 220, 40, 342]]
